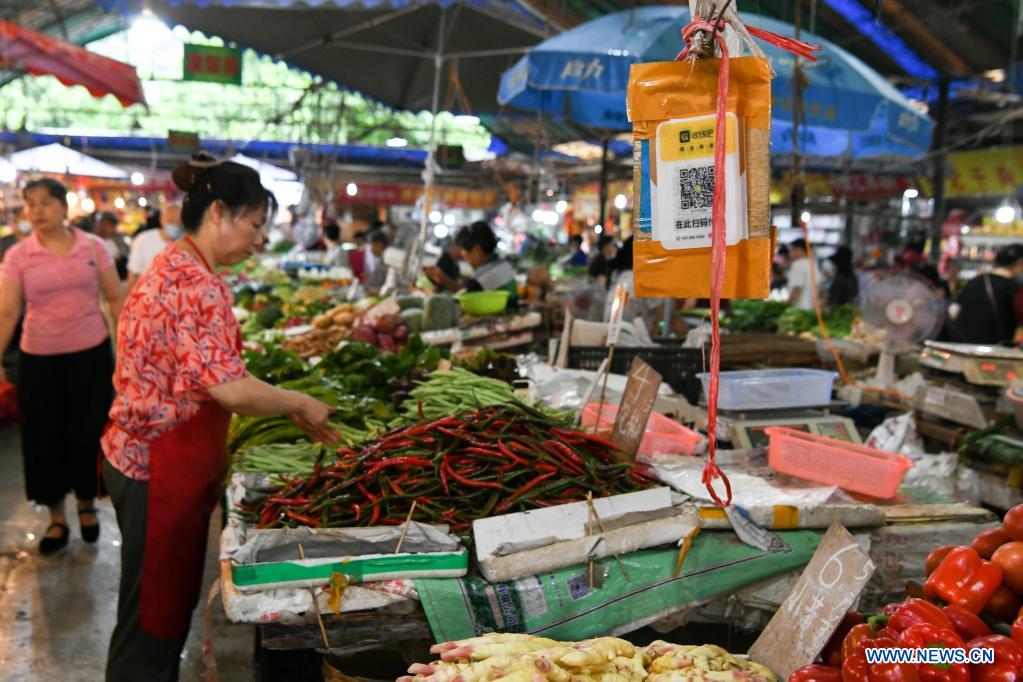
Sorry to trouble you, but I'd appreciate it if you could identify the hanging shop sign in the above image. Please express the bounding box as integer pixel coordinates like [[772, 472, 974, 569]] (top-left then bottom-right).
[[944, 146, 1023, 198], [335, 182, 497, 209], [183, 44, 243, 85], [167, 130, 200, 153]]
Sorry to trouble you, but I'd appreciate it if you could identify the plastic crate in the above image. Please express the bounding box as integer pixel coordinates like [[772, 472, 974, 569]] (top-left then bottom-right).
[[568, 343, 703, 403], [697, 368, 837, 411], [765, 427, 913, 499], [581, 402, 704, 456]]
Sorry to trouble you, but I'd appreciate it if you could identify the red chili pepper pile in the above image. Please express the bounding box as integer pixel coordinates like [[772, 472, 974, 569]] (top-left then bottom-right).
[[242, 403, 658, 532]]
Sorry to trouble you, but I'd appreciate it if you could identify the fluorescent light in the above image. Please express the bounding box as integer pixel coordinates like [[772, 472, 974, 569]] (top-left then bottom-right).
[[801, 211, 812, 224], [138, 197, 148, 207], [555, 200, 568, 214], [81, 198, 96, 213], [114, 197, 126, 209], [433, 224, 449, 239], [66, 192, 79, 206], [903, 188, 919, 199], [346, 182, 358, 197], [996, 203, 1016, 224], [429, 210, 442, 223], [443, 213, 456, 226], [386, 137, 408, 148], [131, 172, 145, 186], [595, 224, 603, 234], [614, 194, 628, 210], [531, 209, 543, 222]]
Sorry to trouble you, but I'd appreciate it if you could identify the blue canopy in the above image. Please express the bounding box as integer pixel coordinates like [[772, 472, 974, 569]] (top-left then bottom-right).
[[498, 6, 934, 159]]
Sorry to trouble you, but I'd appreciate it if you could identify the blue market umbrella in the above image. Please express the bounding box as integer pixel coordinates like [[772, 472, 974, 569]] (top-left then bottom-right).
[[498, 6, 933, 159]]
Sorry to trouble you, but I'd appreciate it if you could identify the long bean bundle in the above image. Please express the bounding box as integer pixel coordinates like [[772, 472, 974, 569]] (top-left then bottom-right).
[[240, 403, 658, 532], [397, 368, 516, 422]]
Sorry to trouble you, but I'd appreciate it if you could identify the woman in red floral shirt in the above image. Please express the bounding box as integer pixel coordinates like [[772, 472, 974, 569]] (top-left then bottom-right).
[[102, 153, 337, 682]]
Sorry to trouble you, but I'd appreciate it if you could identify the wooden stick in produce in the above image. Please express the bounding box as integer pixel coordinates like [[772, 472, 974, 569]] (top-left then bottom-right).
[[586, 492, 631, 583], [297, 543, 331, 650], [587, 493, 595, 589], [394, 500, 418, 554], [673, 527, 701, 577]]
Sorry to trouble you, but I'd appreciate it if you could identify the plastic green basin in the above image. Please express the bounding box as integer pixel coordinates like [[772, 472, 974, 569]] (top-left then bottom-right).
[[458, 290, 510, 316]]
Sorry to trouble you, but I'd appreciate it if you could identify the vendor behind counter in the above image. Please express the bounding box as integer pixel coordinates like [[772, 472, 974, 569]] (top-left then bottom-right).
[[455, 221, 518, 309]]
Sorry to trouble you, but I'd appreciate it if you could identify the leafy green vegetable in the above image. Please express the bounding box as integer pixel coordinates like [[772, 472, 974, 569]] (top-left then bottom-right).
[[243, 342, 307, 385]]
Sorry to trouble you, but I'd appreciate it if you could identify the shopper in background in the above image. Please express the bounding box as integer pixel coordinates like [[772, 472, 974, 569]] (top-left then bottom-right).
[[456, 221, 519, 308], [588, 235, 617, 288], [826, 246, 859, 308], [126, 202, 183, 290], [564, 235, 588, 267], [0, 177, 124, 555], [424, 237, 464, 293], [787, 238, 822, 311], [950, 243, 1023, 345], [95, 211, 130, 280], [349, 230, 368, 282], [322, 222, 347, 268], [102, 154, 336, 682], [0, 212, 32, 384], [364, 230, 391, 295]]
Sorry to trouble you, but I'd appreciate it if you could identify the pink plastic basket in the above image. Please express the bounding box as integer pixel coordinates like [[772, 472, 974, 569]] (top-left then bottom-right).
[[765, 426, 914, 499], [581, 402, 704, 456]]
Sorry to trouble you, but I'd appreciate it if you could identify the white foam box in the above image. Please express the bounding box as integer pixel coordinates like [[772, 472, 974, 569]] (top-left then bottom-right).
[[472, 487, 697, 583]]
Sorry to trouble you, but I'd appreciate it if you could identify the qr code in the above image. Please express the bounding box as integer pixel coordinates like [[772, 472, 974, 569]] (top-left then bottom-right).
[[679, 165, 714, 210]]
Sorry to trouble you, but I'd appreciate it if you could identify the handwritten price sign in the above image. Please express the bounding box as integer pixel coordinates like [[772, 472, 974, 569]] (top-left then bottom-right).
[[610, 357, 662, 460], [748, 523, 875, 678]]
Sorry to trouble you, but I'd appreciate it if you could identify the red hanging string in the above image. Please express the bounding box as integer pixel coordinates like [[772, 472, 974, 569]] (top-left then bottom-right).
[[672, 15, 820, 508]]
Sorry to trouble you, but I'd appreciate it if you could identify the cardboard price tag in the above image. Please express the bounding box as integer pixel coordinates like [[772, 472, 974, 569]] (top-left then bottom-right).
[[748, 523, 875, 679], [610, 357, 662, 460], [606, 283, 629, 346]]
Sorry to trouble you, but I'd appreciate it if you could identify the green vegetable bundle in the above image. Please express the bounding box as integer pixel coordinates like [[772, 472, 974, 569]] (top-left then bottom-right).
[[233, 443, 327, 477], [398, 367, 517, 422]]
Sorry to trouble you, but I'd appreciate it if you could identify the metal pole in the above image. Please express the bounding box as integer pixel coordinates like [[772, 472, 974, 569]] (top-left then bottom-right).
[[790, 0, 806, 230], [410, 9, 447, 281], [929, 76, 950, 262], [598, 136, 610, 232]]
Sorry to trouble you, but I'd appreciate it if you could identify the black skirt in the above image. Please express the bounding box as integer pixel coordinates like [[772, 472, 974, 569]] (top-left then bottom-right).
[[17, 339, 114, 506]]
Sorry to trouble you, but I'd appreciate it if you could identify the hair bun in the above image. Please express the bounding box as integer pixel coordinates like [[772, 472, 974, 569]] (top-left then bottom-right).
[[171, 151, 221, 192]]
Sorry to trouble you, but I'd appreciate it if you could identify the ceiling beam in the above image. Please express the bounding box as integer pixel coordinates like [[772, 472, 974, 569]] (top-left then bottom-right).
[[877, 0, 971, 77]]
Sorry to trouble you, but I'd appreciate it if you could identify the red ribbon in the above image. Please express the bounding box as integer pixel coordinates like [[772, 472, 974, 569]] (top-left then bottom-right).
[[673, 17, 819, 508]]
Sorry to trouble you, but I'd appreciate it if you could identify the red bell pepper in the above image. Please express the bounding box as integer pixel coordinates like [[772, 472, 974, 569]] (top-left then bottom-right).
[[843, 619, 898, 660], [924, 547, 1003, 614], [842, 651, 919, 682], [944, 603, 992, 641], [823, 612, 866, 667], [888, 599, 954, 633], [791, 665, 843, 682], [1013, 616, 1023, 648], [897, 624, 969, 682], [967, 635, 1023, 682]]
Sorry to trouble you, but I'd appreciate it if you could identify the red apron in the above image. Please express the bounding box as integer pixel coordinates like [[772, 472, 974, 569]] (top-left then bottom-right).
[[139, 399, 231, 640]]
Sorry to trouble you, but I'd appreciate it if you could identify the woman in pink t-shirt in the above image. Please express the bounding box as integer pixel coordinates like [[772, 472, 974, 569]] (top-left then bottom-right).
[[0, 177, 125, 555]]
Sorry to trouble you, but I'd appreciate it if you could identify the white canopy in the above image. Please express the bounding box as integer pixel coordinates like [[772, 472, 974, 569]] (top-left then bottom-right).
[[0, 156, 16, 184], [229, 154, 304, 207], [10, 143, 128, 179]]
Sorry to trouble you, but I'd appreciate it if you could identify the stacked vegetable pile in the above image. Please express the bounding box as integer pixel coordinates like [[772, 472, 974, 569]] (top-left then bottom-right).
[[720, 300, 857, 338], [395, 368, 518, 423], [791, 502, 1023, 682], [284, 301, 361, 356], [241, 403, 657, 532], [401, 634, 775, 682]]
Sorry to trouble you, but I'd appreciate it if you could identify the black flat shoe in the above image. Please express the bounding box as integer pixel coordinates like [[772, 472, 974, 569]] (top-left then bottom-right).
[[39, 523, 69, 555], [78, 508, 99, 544]]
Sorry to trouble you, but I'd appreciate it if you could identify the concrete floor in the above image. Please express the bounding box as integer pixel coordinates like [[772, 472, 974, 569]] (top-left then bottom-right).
[[0, 428, 257, 681]]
